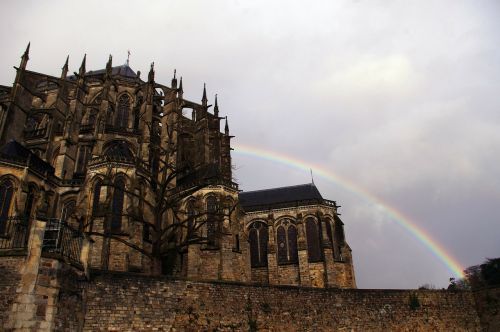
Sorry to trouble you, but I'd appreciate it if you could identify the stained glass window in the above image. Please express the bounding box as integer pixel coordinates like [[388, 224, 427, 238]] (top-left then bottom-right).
[[206, 196, 217, 246], [116, 94, 130, 128], [0, 180, 14, 233], [287, 225, 299, 264], [306, 217, 322, 262], [249, 222, 268, 268], [92, 180, 101, 216], [111, 178, 125, 232], [277, 225, 288, 264]]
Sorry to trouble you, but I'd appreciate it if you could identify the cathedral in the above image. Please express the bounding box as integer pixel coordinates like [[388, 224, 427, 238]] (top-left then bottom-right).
[[0, 44, 355, 289]]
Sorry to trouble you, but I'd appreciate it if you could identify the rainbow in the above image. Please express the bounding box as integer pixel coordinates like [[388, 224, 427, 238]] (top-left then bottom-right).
[[233, 143, 465, 279]]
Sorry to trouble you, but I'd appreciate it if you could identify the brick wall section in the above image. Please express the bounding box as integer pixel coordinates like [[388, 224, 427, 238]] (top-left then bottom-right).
[[0, 255, 24, 328], [52, 261, 86, 331], [83, 273, 482, 331], [473, 286, 500, 332]]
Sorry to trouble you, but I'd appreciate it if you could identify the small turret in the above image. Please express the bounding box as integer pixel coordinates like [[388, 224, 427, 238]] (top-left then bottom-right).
[[78, 54, 86, 77], [61, 55, 69, 79], [20, 42, 30, 70], [148, 62, 155, 83], [105, 54, 112, 77], [214, 94, 219, 117], [224, 116, 229, 135], [202, 83, 208, 107], [171, 69, 177, 89], [178, 76, 184, 99]]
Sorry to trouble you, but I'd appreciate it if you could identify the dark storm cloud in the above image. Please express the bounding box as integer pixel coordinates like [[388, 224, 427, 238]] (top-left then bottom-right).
[[1, 0, 499, 288]]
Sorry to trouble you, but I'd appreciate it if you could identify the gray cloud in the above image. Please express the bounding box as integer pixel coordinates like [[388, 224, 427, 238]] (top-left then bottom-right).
[[1, 0, 499, 288]]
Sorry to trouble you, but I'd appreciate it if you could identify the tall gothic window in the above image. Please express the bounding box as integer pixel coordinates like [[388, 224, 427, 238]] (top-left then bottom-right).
[[0, 179, 14, 233], [110, 178, 125, 232], [186, 199, 196, 237], [92, 180, 102, 216], [333, 219, 345, 261], [306, 217, 322, 262], [249, 221, 268, 268], [76, 145, 92, 174], [276, 219, 299, 265], [115, 94, 130, 129], [24, 186, 36, 223], [206, 196, 217, 246], [325, 218, 334, 249]]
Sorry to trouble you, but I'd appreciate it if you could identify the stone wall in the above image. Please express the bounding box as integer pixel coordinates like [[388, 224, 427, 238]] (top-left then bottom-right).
[[474, 286, 500, 332], [0, 255, 24, 328], [82, 272, 482, 331]]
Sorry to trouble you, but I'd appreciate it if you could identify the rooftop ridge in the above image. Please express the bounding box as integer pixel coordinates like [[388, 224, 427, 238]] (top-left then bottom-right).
[[240, 182, 316, 194]]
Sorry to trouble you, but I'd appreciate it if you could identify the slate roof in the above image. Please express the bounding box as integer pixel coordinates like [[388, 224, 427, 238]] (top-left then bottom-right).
[[239, 183, 324, 212], [0, 140, 55, 175], [68, 65, 137, 80]]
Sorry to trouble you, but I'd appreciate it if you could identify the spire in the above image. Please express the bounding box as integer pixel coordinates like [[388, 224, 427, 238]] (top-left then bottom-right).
[[214, 94, 219, 117], [171, 69, 177, 89], [78, 54, 86, 77], [61, 55, 69, 79], [202, 83, 208, 107], [148, 62, 155, 83], [106, 54, 112, 77], [224, 116, 229, 135], [178, 76, 184, 99], [20, 42, 30, 70]]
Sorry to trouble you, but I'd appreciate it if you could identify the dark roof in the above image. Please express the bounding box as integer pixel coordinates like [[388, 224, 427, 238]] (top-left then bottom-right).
[[68, 65, 137, 80], [0, 140, 54, 175], [239, 183, 324, 212]]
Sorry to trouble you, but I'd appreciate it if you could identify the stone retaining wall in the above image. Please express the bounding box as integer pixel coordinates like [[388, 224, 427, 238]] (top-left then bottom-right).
[[82, 273, 482, 331], [0, 255, 24, 328]]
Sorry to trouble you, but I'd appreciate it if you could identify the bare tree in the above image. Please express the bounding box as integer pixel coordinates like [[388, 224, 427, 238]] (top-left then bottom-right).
[[72, 94, 237, 276]]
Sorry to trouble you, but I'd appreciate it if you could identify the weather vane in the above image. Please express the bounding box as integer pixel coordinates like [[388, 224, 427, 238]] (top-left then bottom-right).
[[126, 50, 131, 66]]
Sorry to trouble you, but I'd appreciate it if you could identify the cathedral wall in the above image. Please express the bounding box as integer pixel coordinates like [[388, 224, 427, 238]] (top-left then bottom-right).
[[0, 256, 24, 328], [250, 266, 268, 283], [81, 272, 483, 331], [244, 204, 355, 288]]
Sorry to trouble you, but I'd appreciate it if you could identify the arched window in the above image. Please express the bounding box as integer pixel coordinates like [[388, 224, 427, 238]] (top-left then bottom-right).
[[287, 226, 299, 263], [115, 94, 130, 129], [76, 145, 92, 174], [92, 180, 102, 216], [333, 219, 345, 261], [104, 141, 133, 161], [110, 178, 125, 232], [306, 217, 322, 262], [325, 218, 334, 249], [186, 199, 196, 236], [276, 219, 299, 265], [249, 221, 268, 268], [0, 179, 14, 233], [206, 196, 218, 246], [24, 186, 36, 222]]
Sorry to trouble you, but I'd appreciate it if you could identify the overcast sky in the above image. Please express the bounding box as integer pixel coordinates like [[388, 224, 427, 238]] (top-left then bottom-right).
[[1, 0, 499, 289]]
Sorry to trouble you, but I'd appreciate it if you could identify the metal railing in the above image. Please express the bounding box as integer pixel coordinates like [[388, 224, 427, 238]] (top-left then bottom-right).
[[0, 217, 29, 250], [42, 218, 83, 265], [24, 127, 47, 139]]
